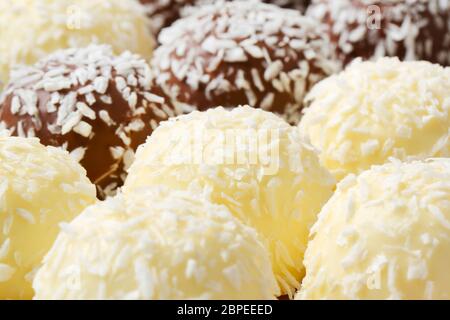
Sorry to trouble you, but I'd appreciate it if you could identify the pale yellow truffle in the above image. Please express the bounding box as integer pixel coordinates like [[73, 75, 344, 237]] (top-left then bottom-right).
[[33, 187, 279, 300], [0, 0, 155, 85], [299, 58, 450, 181], [0, 137, 96, 299], [298, 159, 450, 300], [124, 106, 335, 296]]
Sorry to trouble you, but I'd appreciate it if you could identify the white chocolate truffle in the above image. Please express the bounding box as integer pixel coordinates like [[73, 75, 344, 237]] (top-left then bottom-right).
[[124, 106, 335, 296], [299, 58, 450, 181], [297, 159, 450, 300], [0, 0, 155, 85], [0, 137, 96, 299], [33, 188, 279, 300]]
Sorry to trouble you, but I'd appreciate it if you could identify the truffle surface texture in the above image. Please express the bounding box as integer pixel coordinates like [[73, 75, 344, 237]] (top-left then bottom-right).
[[297, 159, 450, 300], [124, 106, 335, 296], [307, 0, 450, 66], [299, 57, 450, 181], [0, 0, 155, 86], [152, 0, 339, 124], [0, 137, 96, 299], [0, 45, 186, 198]]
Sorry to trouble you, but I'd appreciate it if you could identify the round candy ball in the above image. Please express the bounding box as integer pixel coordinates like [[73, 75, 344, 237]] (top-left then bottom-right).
[[0, 137, 96, 300], [33, 187, 279, 299], [152, 0, 339, 124], [307, 0, 450, 66], [299, 58, 450, 182], [0, 0, 155, 85], [297, 159, 450, 300], [0, 45, 187, 198], [124, 106, 335, 296]]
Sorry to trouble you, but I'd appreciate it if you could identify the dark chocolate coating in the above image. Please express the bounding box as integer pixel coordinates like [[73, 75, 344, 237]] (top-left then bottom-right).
[[308, 0, 450, 66], [152, 1, 339, 124]]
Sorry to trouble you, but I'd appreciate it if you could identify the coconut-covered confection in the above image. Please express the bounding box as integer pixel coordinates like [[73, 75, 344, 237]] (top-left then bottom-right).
[[152, 0, 339, 124], [124, 106, 335, 296], [0, 45, 188, 198], [297, 159, 450, 300], [33, 188, 279, 300], [0, 137, 96, 300], [307, 0, 450, 66], [0, 0, 155, 86], [299, 58, 450, 181]]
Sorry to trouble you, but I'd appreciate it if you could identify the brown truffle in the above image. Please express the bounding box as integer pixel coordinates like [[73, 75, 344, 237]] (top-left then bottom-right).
[[0, 45, 188, 198], [307, 0, 450, 66], [151, 0, 339, 124]]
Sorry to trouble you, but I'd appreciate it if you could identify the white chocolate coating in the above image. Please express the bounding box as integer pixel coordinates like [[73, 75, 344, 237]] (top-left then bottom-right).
[[0, 137, 96, 299], [33, 188, 279, 300], [0, 0, 155, 85], [124, 106, 335, 296], [298, 159, 450, 300], [299, 58, 450, 181]]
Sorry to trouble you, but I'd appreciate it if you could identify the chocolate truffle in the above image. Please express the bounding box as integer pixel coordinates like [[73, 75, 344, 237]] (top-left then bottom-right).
[[0, 137, 96, 299], [152, 0, 339, 124], [33, 188, 279, 299], [299, 58, 450, 181], [307, 0, 450, 66], [0, 0, 155, 86], [298, 159, 450, 299], [0, 45, 187, 198], [124, 106, 336, 296]]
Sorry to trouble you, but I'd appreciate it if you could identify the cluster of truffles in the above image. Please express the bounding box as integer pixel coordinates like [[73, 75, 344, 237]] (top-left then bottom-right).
[[0, 45, 184, 197], [0, 0, 450, 301], [124, 106, 335, 295]]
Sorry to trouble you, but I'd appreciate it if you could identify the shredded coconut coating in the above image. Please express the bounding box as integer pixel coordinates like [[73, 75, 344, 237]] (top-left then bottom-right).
[[124, 106, 335, 296], [298, 159, 450, 300], [0, 0, 155, 86], [152, 0, 340, 124], [299, 57, 450, 181], [0, 44, 186, 198], [33, 187, 279, 300], [307, 0, 450, 66], [0, 137, 96, 299]]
